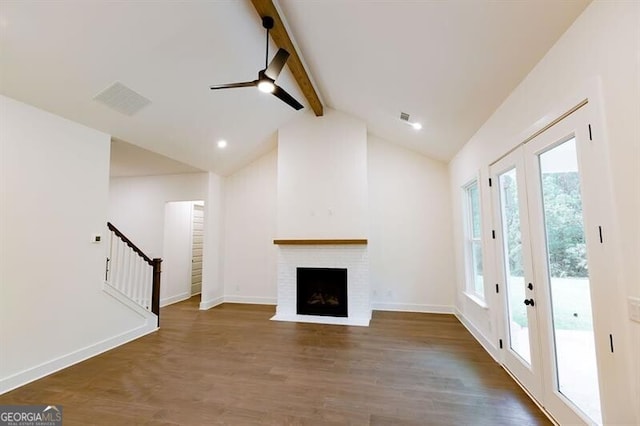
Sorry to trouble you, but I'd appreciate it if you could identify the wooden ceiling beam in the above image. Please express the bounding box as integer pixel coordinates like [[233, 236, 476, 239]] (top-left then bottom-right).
[[250, 0, 324, 116]]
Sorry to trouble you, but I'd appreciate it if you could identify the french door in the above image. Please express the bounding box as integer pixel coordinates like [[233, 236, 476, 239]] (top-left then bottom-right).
[[491, 107, 609, 425], [491, 148, 544, 399]]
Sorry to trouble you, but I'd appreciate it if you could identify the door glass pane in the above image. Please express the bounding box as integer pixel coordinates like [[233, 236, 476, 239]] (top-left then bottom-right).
[[499, 168, 531, 364], [539, 137, 601, 424]]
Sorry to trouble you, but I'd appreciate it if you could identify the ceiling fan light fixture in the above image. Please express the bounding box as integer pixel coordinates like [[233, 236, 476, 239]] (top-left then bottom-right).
[[258, 80, 275, 93], [208, 17, 303, 110]]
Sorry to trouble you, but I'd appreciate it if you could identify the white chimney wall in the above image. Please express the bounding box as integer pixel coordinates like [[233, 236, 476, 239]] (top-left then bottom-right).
[[274, 108, 371, 325], [277, 109, 368, 239]]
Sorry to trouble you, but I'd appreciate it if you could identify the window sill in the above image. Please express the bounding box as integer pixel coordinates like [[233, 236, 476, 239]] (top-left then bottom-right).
[[463, 292, 489, 310]]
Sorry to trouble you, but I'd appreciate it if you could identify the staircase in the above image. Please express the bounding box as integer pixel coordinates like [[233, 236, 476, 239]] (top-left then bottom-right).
[[105, 222, 161, 326]]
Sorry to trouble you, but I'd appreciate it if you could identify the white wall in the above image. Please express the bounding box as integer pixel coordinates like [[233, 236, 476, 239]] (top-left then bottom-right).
[[0, 95, 151, 393], [161, 201, 195, 306], [223, 150, 278, 304], [368, 136, 455, 312], [108, 171, 226, 312], [449, 2, 639, 423], [277, 109, 368, 238], [200, 172, 225, 309], [221, 136, 456, 313], [108, 173, 208, 258]]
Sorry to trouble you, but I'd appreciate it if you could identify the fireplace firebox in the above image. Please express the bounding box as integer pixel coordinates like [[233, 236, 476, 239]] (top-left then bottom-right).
[[296, 267, 348, 317]]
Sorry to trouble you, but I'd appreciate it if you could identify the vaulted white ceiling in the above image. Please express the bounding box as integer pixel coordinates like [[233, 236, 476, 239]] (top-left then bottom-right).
[[0, 0, 590, 175], [110, 138, 203, 178]]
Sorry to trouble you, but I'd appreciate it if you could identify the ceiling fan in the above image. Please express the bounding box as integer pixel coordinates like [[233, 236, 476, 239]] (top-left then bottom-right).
[[210, 16, 303, 111]]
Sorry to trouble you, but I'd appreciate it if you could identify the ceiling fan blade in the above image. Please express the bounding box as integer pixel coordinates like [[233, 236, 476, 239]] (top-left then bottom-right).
[[264, 48, 290, 80], [210, 80, 257, 90], [272, 84, 304, 110]]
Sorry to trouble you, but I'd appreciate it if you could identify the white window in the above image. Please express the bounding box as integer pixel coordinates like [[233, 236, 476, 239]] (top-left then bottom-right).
[[464, 180, 484, 299]]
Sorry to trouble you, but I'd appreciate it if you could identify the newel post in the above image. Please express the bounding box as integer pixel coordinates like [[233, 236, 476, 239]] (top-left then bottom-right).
[[151, 258, 162, 326]]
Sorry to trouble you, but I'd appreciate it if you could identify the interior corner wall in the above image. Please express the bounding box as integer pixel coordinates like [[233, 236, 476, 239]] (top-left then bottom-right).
[[448, 1, 639, 423], [108, 173, 208, 258], [277, 109, 368, 238], [223, 150, 278, 304], [0, 95, 148, 393], [368, 135, 455, 312], [200, 172, 225, 309]]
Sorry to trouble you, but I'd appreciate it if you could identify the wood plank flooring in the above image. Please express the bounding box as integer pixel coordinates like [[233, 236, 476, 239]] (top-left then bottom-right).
[[0, 298, 550, 425]]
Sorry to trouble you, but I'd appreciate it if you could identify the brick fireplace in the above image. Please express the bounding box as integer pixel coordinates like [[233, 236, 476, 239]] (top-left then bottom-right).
[[271, 240, 371, 326], [274, 111, 370, 326]]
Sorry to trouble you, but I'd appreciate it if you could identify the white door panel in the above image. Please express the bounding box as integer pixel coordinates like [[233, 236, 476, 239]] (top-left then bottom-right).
[[490, 104, 622, 425]]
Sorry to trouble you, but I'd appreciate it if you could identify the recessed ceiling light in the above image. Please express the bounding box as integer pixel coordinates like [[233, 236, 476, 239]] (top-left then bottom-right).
[[411, 122, 423, 130], [217, 139, 227, 149]]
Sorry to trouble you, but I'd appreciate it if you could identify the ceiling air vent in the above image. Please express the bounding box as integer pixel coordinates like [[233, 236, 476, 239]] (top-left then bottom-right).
[[93, 81, 151, 116], [400, 112, 410, 122]]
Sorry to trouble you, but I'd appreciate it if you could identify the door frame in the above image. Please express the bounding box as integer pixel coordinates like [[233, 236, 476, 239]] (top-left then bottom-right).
[[488, 84, 631, 424], [189, 203, 204, 296], [523, 107, 615, 425]]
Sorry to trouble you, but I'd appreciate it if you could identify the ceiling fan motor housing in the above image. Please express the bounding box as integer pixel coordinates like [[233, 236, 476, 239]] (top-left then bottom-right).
[[262, 16, 274, 30]]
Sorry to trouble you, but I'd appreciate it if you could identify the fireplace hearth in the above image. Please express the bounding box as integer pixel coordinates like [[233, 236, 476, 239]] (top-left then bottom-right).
[[297, 267, 348, 317]]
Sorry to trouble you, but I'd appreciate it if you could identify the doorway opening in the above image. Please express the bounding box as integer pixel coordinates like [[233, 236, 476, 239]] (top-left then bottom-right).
[[161, 200, 205, 307]]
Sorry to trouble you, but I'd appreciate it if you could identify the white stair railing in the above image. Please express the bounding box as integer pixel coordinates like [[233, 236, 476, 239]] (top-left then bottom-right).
[[106, 222, 161, 323]]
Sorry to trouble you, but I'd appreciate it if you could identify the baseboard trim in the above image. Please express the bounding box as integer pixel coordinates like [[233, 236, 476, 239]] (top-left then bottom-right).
[[372, 302, 453, 314], [223, 296, 277, 305], [160, 292, 191, 307], [0, 321, 157, 395], [199, 296, 224, 310], [453, 307, 500, 363]]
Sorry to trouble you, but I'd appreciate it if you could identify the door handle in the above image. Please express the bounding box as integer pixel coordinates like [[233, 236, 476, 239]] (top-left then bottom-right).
[[524, 298, 535, 307]]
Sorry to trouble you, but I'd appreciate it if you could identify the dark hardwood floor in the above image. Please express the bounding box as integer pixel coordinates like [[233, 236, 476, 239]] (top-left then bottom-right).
[[0, 297, 550, 425]]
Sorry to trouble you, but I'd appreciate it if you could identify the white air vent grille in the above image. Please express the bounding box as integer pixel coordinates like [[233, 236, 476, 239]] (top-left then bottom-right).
[[400, 112, 410, 121], [93, 82, 151, 116]]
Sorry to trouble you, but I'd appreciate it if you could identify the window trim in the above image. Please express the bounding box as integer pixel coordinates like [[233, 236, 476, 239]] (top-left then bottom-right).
[[462, 178, 485, 301]]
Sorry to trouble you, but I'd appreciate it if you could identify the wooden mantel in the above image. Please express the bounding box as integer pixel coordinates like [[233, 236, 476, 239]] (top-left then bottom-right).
[[273, 239, 368, 245]]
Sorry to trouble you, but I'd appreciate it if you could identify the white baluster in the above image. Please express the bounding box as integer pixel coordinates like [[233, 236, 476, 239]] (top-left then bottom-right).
[[109, 234, 117, 286], [119, 239, 127, 294], [114, 238, 123, 292], [133, 255, 140, 305], [126, 246, 132, 298], [127, 250, 135, 300], [106, 232, 113, 283], [135, 255, 143, 305]]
